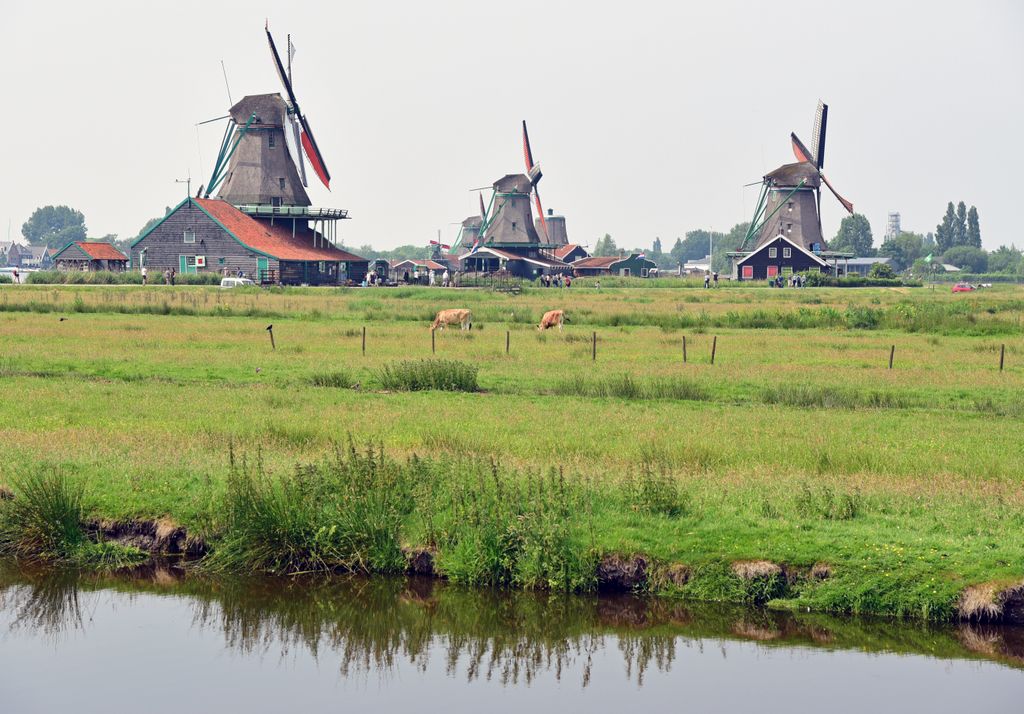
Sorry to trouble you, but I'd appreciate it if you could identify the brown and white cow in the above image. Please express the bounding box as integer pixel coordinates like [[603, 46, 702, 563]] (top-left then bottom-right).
[[538, 309, 567, 331], [430, 308, 473, 332]]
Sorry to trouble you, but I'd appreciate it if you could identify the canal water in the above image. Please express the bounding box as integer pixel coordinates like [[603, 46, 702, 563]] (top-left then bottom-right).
[[0, 563, 1020, 712]]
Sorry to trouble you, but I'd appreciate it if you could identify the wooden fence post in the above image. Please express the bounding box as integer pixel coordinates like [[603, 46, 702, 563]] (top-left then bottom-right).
[[682, 335, 687, 363], [506, 330, 510, 355], [362, 326, 366, 356], [592, 331, 596, 361], [888, 345, 895, 370], [1000, 344, 1005, 371], [711, 335, 717, 365], [266, 324, 275, 350], [432, 329, 436, 354]]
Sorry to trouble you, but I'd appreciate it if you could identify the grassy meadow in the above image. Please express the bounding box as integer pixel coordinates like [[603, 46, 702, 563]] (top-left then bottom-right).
[[1, 282, 1023, 620]]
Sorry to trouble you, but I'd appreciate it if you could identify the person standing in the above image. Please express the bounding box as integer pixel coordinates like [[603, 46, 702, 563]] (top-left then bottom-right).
[[141, 266, 148, 285], [442, 269, 450, 288], [170, 268, 176, 286], [713, 271, 719, 287], [704, 272, 710, 289]]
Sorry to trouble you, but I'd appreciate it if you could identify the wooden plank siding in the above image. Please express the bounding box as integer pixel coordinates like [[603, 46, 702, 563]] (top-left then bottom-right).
[[130, 201, 277, 279]]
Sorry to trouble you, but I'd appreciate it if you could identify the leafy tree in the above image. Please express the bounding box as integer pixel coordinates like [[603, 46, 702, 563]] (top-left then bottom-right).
[[953, 201, 968, 247], [869, 262, 896, 279], [878, 231, 924, 272], [652, 237, 662, 256], [830, 213, 874, 256], [710, 222, 749, 274], [966, 205, 981, 248], [942, 245, 988, 273], [987, 245, 1021, 274], [923, 232, 936, 251], [132, 206, 173, 244], [910, 257, 941, 278], [593, 234, 617, 257], [936, 202, 956, 252], [21, 205, 87, 247]]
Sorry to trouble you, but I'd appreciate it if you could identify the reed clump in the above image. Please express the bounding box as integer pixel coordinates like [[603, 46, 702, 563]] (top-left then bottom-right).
[[376, 359, 478, 392]]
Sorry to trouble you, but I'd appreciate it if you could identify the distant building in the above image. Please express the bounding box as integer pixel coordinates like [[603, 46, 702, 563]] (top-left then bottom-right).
[[52, 241, 128, 272], [844, 256, 892, 276], [572, 253, 658, 278], [0, 242, 23, 268], [681, 254, 712, 275], [20, 246, 53, 270], [885, 212, 902, 241], [546, 244, 589, 263]]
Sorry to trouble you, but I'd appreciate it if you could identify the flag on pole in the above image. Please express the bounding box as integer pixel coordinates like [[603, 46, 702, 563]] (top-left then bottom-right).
[[469, 239, 480, 254], [924, 253, 933, 263], [637, 252, 646, 260]]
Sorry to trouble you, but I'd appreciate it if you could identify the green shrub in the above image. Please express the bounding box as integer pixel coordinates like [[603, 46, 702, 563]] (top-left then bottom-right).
[[0, 274, 12, 284], [376, 360, 478, 392], [205, 443, 411, 575], [306, 370, 354, 388], [0, 469, 84, 560]]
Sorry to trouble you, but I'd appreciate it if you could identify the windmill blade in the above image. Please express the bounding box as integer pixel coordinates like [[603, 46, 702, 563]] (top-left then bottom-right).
[[522, 120, 542, 185], [820, 172, 853, 214], [479, 192, 487, 219], [790, 133, 816, 167], [285, 115, 308, 187], [533, 188, 549, 241], [812, 101, 828, 170], [267, 26, 331, 188]]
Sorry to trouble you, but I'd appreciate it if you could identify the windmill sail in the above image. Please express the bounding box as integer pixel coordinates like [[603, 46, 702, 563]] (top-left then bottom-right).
[[266, 26, 332, 189], [284, 114, 308, 187], [521, 121, 548, 240]]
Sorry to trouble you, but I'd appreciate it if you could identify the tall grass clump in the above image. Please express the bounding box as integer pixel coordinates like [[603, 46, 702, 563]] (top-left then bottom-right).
[[205, 443, 411, 575], [551, 374, 709, 402], [305, 370, 353, 388], [425, 459, 596, 591], [625, 461, 687, 517], [761, 384, 913, 410], [376, 359, 478, 392], [0, 469, 85, 561]]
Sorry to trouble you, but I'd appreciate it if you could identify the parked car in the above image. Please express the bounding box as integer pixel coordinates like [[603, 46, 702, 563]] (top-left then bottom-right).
[[220, 277, 255, 289], [951, 283, 975, 293]]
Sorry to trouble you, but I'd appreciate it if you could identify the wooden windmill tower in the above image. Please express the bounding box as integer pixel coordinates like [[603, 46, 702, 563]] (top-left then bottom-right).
[[739, 101, 853, 253], [202, 25, 347, 241]]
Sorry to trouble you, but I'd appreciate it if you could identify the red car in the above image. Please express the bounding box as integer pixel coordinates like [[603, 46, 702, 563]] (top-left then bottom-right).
[[951, 283, 975, 293]]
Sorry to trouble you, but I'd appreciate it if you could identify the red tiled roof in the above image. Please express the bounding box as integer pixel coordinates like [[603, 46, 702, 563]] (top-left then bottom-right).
[[195, 198, 365, 262], [572, 256, 619, 268], [391, 259, 447, 270], [552, 244, 586, 260], [74, 242, 127, 261]]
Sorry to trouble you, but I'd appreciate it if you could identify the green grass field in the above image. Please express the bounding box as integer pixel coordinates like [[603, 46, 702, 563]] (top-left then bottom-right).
[[1, 282, 1022, 620]]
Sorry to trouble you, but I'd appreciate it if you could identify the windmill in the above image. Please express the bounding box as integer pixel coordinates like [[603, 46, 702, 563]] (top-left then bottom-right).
[[203, 24, 333, 206], [521, 121, 552, 244], [452, 192, 487, 254], [740, 101, 853, 253]]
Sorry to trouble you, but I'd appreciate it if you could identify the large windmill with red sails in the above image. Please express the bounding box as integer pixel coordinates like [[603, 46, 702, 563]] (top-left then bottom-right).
[[738, 101, 854, 254], [202, 24, 347, 244]]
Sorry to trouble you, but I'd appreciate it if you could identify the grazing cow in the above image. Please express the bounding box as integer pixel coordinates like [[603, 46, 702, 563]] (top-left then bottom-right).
[[538, 309, 567, 331], [430, 308, 473, 332]]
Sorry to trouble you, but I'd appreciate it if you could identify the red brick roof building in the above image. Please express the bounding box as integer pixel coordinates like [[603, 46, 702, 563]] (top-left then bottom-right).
[[129, 197, 368, 285]]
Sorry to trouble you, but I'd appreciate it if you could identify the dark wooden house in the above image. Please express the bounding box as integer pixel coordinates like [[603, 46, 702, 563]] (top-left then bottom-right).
[[52, 241, 128, 272], [734, 235, 829, 281], [129, 197, 367, 285], [572, 253, 657, 277], [547, 243, 589, 263]]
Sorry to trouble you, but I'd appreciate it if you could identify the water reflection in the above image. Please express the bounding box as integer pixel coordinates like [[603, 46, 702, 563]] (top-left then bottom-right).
[[1, 560, 1021, 684]]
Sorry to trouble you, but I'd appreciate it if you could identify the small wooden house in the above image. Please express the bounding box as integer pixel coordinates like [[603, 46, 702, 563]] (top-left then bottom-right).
[[734, 235, 829, 281], [572, 253, 658, 278], [52, 241, 128, 272], [130, 198, 368, 285], [0, 241, 23, 268], [548, 243, 589, 263]]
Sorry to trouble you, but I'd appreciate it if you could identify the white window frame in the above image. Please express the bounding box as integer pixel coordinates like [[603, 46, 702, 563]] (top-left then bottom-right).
[[268, 132, 276, 149], [183, 228, 196, 244], [768, 247, 777, 258], [783, 247, 792, 258]]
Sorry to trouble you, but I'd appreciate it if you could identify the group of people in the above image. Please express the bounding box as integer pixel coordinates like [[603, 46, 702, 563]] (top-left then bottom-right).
[[770, 274, 806, 288], [541, 273, 571, 288], [703, 271, 720, 288]]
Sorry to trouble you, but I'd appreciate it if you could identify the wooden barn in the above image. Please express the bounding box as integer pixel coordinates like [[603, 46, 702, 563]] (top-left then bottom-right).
[[572, 253, 657, 277], [52, 241, 128, 272], [130, 198, 367, 285], [734, 235, 829, 281]]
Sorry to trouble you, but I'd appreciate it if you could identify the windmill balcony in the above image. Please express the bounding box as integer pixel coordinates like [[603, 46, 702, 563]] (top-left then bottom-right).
[[236, 205, 350, 220]]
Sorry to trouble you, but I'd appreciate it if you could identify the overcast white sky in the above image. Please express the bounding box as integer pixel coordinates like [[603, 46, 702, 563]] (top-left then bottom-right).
[[1, 0, 1021, 251]]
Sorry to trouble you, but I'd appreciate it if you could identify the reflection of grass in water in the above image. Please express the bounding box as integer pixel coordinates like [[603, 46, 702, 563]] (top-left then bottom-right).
[[3, 566, 1022, 680]]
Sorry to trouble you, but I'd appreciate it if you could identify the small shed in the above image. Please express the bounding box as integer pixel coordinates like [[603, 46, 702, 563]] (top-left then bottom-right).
[[548, 244, 590, 263], [572, 254, 657, 277], [734, 235, 829, 281], [845, 256, 892, 276], [52, 241, 128, 272]]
